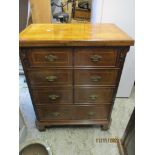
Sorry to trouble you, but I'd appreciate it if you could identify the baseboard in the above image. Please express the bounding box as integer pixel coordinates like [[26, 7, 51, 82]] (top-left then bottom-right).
[[117, 139, 126, 155]]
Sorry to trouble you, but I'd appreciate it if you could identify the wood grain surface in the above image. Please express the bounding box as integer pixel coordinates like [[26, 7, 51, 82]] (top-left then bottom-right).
[[19, 24, 134, 46]]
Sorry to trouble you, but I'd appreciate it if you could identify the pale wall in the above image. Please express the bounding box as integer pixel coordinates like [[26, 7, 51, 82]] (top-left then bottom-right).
[[92, 0, 135, 97]]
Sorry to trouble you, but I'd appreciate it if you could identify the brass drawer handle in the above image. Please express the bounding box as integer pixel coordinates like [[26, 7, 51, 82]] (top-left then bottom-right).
[[45, 55, 58, 62], [87, 111, 95, 116], [89, 95, 98, 101], [90, 55, 102, 62], [91, 76, 102, 82], [48, 112, 60, 118], [48, 94, 59, 100], [46, 75, 58, 82]]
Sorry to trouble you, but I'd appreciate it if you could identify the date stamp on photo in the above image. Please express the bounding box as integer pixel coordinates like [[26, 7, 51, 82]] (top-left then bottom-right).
[[96, 137, 119, 143]]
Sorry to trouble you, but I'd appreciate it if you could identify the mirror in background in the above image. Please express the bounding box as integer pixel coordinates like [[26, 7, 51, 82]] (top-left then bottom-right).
[[51, 0, 92, 23]]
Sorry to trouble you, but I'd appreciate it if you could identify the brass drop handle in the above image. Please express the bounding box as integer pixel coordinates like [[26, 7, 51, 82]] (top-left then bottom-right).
[[89, 95, 98, 101], [87, 111, 95, 116], [91, 76, 102, 82], [90, 55, 102, 62], [49, 112, 60, 117], [46, 75, 58, 82], [48, 94, 59, 100], [45, 55, 58, 62]]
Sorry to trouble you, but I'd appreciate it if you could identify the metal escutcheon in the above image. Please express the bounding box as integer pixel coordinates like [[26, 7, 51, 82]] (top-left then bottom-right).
[[45, 55, 58, 62], [90, 55, 102, 62], [48, 94, 59, 100], [88, 111, 95, 116], [50, 112, 60, 117], [91, 75, 102, 82], [89, 94, 98, 101], [46, 75, 58, 82]]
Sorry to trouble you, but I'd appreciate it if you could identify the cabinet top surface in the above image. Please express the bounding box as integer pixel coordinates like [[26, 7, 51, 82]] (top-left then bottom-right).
[[19, 24, 134, 47]]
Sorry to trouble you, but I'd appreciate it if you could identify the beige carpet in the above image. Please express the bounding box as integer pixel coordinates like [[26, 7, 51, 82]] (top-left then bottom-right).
[[19, 75, 135, 155]]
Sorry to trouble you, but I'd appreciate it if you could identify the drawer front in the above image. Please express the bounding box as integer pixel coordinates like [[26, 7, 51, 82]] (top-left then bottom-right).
[[74, 87, 115, 104], [75, 69, 119, 86], [27, 48, 72, 67], [28, 69, 72, 86], [32, 87, 73, 104], [74, 48, 118, 67], [36, 105, 111, 121], [73, 105, 111, 120], [36, 106, 73, 120]]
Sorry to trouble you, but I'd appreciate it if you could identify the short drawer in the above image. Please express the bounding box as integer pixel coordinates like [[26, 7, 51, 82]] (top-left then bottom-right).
[[32, 87, 73, 105], [74, 47, 118, 67], [28, 69, 72, 86], [74, 69, 119, 86], [74, 87, 115, 104], [36, 106, 73, 120], [73, 105, 111, 120], [27, 47, 72, 67]]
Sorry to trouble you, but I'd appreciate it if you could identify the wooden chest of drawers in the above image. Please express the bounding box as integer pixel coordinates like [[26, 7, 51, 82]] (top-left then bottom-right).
[[19, 24, 134, 131]]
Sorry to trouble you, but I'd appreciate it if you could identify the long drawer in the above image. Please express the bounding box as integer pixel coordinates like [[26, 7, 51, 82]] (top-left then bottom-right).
[[36, 105, 111, 121], [27, 69, 72, 86], [74, 87, 115, 104], [32, 87, 73, 105], [74, 69, 119, 86], [74, 47, 118, 67], [26, 47, 72, 67]]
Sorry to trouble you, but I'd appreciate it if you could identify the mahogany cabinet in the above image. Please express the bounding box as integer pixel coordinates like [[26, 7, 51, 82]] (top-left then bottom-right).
[[19, 24, 134, 131]]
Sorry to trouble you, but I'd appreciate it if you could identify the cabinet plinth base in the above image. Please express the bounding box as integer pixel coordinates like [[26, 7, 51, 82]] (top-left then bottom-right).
[[100, 119, 112, 131], [36, 121, 46, 132], [35, 119, 111, 132]]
